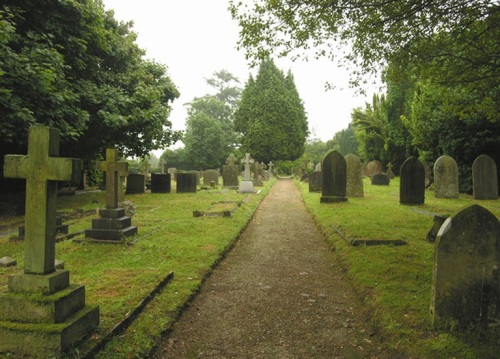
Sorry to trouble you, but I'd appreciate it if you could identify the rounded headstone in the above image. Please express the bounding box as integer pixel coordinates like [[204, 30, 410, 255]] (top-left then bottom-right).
[[434, 155, 459, 198], [472, 154, 498, 200], [400, 156, 425, 205], [321, 150, 347, 203]]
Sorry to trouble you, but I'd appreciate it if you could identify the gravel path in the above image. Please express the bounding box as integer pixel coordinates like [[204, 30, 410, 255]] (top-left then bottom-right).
[[152, 178, 393, 358]]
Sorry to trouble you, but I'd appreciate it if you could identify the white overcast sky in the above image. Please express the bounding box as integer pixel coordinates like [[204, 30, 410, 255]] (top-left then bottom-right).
[[102, 0, 381, 147]]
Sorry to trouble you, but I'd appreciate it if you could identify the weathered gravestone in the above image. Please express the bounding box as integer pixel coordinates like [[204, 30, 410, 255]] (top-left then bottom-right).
[[430, 205, 500, 329], [472, 154, 498, 200], [267, 161, 274, 178], [252, 162, 263, 186], [371, 173, 390, 186], [365, 160, 382, 178], [308, 171, 322, 192], [400, 156, 425, 205], [321, 150, 348, 203], [0, 126, 99, 356], [203, 169, 219, 186], [151, 173, 171, 193], [345, 154, 364, 197], [176, 172, 197, 193], [238, 153, 255, 193], [434, 155, 459, 199], [223, 155, 239, 188], [86, 148, 138, 241], [126, 173, 145, 194], [386, 162, 395, 179]]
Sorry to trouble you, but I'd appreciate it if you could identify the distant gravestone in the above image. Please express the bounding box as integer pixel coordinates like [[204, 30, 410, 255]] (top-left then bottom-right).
[[315, 162, 322, 172], [126, 173, 145, 194], [267, 161, 274, 178], [472, 154, 498, 200], [421, 160, 432, 187], [176, 172, 197, 193], [203, 169, 219, 186], [400, 157, 425, 205], [430, 205, 500, 329], [151, 173, 170, 193], [371, 173, 390, 186], [308, 171, 322, 192], [434, 155, 459, 199], [223, 156, 239, 188], [365, 160, 382, 178], [321, 150, 348, 203], [1, 126, 99, 356], [167, 167, 177, 181], [345, 154, 364, 197], [238, 153, 255, 193], [386, 162, 395, 179]]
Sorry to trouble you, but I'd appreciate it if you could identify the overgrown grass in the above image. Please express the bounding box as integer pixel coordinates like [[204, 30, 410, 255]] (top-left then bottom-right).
[[297, 177, 500, 359], [0, 180, 274, 358]]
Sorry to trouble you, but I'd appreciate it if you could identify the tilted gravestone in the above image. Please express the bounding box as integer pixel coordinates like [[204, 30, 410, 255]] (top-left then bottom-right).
[[434, 155, 459, 199], [151, 173, 171, 193], [126, 173, 145, 194], [203, 169, 219, 186], [0, 126, 99, 356], [345, 154, 364, 197], [400, 156, 425, 205], [430, 204, 500, 329], [239, 153, 255, 193], [176, 172, 197, 193], [365, 160, 382, 178], [472, 154, 498, 200], [321, 150, 348, 203], [308, 171, 322, 192], [86, 148, 138, 241], [371, 173, 390, 186]]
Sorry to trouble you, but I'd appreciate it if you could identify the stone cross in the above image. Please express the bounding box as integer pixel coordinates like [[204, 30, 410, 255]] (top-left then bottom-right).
[[98, 148, 128, 209], [226, 154, 237, 166], [3, 126, 81, 275], [241, 153, 254, 181], [268, 161, 274, 173]]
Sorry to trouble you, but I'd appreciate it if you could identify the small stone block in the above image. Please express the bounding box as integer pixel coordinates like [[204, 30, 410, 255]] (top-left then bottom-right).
[[91, 216, 131, 230], [99, 208, 125, 219], [0, 257, 17, 267], [8, 270, 70, 295]]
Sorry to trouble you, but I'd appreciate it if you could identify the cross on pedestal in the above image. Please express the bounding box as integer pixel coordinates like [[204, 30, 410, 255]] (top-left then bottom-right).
[[3, 126, 81, 275], [241, 153, 254, 181], [98, 148, 128, 209]]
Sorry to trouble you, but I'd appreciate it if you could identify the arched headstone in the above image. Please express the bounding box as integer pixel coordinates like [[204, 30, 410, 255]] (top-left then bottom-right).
[[320, 150, 348, 203], [400, 157, 425, 205], [434, 155, 459, 198], [472, 154, 498, 200]]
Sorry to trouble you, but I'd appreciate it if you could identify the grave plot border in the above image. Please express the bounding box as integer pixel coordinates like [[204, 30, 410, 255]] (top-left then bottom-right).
[[332, 224, 408, 246], [193, 200, 243, 218]]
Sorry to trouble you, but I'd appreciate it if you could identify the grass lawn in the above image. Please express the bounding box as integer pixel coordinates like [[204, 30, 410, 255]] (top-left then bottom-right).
[[297, 177, 500, 359], [0, 179, 273, 358]]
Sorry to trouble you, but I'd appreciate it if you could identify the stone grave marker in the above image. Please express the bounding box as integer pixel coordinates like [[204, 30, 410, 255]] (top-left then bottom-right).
[[167, 167, 177, 181], [434, 155, 459, 198], [126, 173, 146, 194], [223, 155, 239, 188], [238, 153, 255, 193], [252, 162, 263, 186], [321, 150, 348, 203], [268, 161, 274, 178], [371, 173, 390, 186], [345, 153, 364, 197], [430, 204, 500, 329], [365, 160, 382, 178], [472, 154, 498, 200], [176, 172, 197, 193], [85, 148, 138, 241], [151, 173, 171, 193], [421, 159, 432, 187], [0, 126, 99, 356], [400, 156, 425, 205], [203, 169, 219, 186], [308, 171, 322, 192], [386, 162, 395, 179]]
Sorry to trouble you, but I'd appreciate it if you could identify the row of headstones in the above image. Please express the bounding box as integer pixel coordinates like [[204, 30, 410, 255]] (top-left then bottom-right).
[[313, 152, 498, 203]]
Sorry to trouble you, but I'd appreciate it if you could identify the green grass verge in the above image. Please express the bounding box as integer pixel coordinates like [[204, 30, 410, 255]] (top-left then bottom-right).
[[0, 179, 274, 358], [297, 177, 500, 359]]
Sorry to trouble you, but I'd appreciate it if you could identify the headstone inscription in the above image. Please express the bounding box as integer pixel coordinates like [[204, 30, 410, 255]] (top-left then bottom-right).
[[433, 155, 459, 198], [345, 154, 364, 197], [176, 172, 197, 193], [85, 148, 138, 240], [0, 126, 99, 356], [238, 153, 255, 193], [400, 156, 425, 205], [472, 154, 498, 200], [430, 205, 500, 329], [151, 173, 171, 193], [321, 150, 348, 203]]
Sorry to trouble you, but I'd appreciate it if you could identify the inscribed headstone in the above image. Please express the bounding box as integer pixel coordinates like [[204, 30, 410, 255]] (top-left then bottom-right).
[[430, 205, 500, 329], [434, 155, 459, 198], [151, 173, 171, 193], [400, 156, 425, 205], [176, 173, 197, 193], [472, 154, 498, 200], [321, 150, 348, 203], [203, 169, 219, 186], [126, 173, 145, 194], [345, 154, 364, 197], [223, 157, 239, 188]]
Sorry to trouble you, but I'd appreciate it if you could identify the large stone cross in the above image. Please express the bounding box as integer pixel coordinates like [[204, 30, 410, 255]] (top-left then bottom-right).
[[98, 148, 128, 209], [3, 126, 81, 275], [241, 153, 254, 181]]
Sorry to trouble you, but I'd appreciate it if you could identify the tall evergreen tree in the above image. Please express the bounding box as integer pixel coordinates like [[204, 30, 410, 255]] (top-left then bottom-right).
[[234, 59, 308, 163]]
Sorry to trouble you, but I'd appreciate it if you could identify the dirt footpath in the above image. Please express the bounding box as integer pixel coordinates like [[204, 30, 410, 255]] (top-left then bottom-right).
[[152, 178, 395, 358]]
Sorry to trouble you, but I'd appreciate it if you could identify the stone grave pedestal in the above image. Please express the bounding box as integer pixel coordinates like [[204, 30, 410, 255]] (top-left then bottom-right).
[[85, 207, 137, 241]]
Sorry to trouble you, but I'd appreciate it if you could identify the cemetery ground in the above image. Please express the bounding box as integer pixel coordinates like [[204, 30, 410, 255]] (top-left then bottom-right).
[[0, 177, 498, 358]]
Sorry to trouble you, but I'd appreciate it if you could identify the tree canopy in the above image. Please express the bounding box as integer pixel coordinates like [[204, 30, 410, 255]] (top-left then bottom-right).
[[0, 0, 181, 169], [234, 59, 308, 163]]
